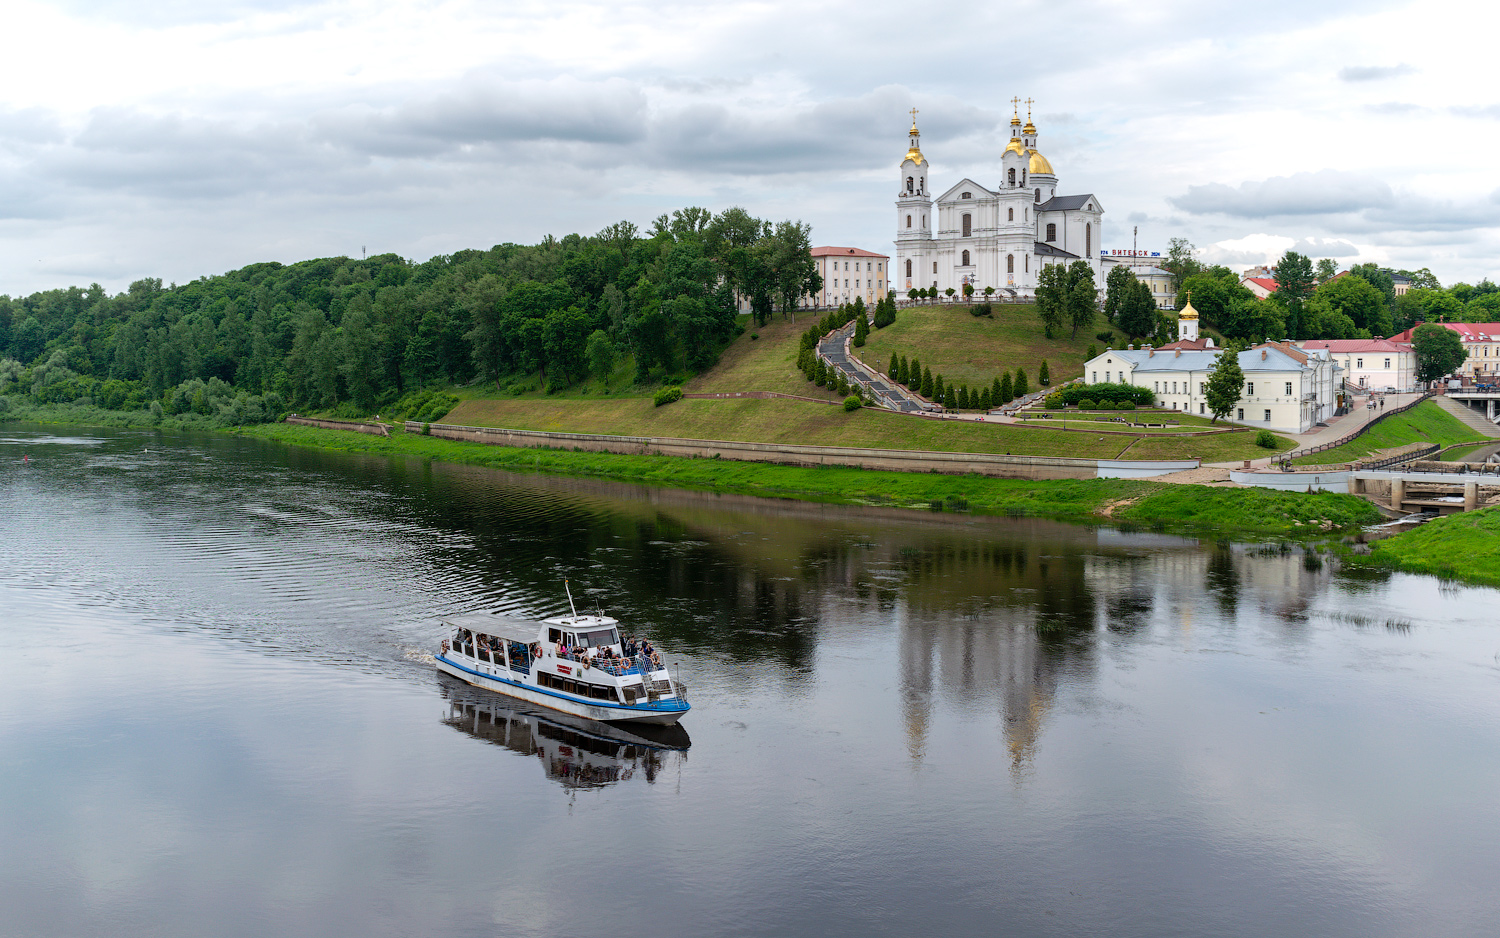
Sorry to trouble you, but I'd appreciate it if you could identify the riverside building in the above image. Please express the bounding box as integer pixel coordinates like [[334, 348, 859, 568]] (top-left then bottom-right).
[[895, 100, 1103, 300]]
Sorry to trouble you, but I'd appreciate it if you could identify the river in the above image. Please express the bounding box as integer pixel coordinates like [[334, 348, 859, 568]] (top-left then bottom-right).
[[2, 424, 1498, 937]]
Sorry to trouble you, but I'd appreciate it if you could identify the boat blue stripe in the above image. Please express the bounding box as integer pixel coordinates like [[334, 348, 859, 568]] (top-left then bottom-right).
[[436, 655, 690, 713]]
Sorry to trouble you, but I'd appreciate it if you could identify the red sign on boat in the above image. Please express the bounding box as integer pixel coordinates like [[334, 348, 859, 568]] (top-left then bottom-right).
[[557, 665, 572, 675]]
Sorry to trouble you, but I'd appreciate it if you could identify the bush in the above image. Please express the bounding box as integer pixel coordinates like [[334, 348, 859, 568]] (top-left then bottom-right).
[[653, 386, 683, 407], [1098, 400, 1115, 410], [1256, 430, 1278, 449], [1055, 382, 1155, 407], [843, 395, 862, 412], [970, 303, 993, 317], [1096, 331, 1114, 343], [749, 333, 759, 340], [1117, 401, 1136, 411], [1045, 394, 1064, 409], [1077, 398, 1096, 410]]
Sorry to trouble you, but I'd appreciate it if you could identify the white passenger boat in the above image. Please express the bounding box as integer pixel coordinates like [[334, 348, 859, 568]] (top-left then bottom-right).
[[434, 606, 690, 725]]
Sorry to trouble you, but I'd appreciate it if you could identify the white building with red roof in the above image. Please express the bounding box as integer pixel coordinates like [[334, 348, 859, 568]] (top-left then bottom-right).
[[806, 246, 888, 308], [1241, 276, 1278, 300], [1387, 322, 1500, 379], [1296, 338, 1415, 391]]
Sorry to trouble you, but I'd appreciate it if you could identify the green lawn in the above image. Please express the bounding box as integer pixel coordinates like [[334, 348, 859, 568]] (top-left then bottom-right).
[[685, 315, 844, 400], [858, 302, 1103, 390], [240, 422, 1382, 539], [1367, 507, 1500, 586], [1293, 402, 1487, 466]]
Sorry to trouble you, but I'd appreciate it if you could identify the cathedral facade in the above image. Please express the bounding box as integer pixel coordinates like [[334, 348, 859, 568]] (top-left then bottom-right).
[[895, 103, 1103, 299]]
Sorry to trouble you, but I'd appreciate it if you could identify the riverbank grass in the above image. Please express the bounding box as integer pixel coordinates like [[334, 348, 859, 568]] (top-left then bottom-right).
[[239, 422, 1381, 538], [1366, 507, 1500, 586]]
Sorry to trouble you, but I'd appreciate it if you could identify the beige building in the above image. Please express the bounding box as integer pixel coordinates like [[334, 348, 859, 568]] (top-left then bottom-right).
[[806, 246, 888, 308], [1388, 321, 1500, 380], [1296, 339, 1416, 391]]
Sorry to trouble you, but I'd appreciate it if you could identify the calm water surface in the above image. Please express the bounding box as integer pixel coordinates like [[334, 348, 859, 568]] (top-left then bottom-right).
[[2, 425, 1498, 937]]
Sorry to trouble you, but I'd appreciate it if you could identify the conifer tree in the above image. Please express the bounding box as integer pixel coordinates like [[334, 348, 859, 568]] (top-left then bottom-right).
[[999, 372, 1013, 402], [853, 310, 869, 347], [1038, 360, 1050, 386], [888, 352, 899, 378], [980, 387, 992, 409], [992, 375, 1002, 402], [899, 355, 910, 385], [1014, 368, 1028, 398], [933, 373, 945, 402], [815, 359, 828, 386], [910, 357, 921, 388], [944, 386, 957, 410], [921, 367, 934, 399]]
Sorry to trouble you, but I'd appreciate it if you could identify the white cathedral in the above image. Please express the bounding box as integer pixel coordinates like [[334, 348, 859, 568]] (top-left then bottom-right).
[[895, 101, 1103, 299]]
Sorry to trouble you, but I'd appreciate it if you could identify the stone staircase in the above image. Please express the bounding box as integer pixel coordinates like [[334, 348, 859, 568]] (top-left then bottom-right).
[[1434, 395, 1500, 438]]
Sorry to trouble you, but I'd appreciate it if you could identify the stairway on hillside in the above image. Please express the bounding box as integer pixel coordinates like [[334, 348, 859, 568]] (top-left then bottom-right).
[[1435, 395, 1500, 439]]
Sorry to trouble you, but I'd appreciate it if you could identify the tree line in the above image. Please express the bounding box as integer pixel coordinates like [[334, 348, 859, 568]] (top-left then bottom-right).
[[0, 206, 821, 422]]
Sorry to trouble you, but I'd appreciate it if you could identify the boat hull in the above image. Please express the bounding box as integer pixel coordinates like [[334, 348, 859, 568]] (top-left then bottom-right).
[[435, 655, 688, 725]]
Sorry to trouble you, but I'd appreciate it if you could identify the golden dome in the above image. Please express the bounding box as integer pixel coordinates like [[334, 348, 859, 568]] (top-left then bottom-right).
[[1004, 137, 1026, 157], [1023, 121, 1036, 135], [1010, 114, 1022, 126], [1027, 149, 1054, 175], [904, 146, 925, 165], [1179, 296, 1199, 320]]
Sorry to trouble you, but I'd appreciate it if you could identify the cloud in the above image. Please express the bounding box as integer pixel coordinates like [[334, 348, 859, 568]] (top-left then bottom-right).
[[1290, 237, 1360, 258], [1170, 170, 1394, 217], [1338, 64, 1414, 81]]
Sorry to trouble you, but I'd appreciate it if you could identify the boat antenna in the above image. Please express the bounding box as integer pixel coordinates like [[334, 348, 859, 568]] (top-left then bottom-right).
[[565, 579, 579, 620]]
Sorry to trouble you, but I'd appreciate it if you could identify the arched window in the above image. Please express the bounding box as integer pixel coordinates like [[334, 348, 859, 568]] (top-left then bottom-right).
[[1007, 254, 1014, 273], [962, 214, 972, 237], [1034, 188, 1041, 202], [905, 259, 912, 277], [922, 214, 926, 227], [1008, 207, 1014, 221], [906, 176, 914, 193], [1021, 170, 1027, 185], [1046, 223, 1056, 242], [906, 214, 912, 228], [919, 177, 924, 191], [1024, 255, 1029, 273], [1086, 223, 1092, 256], [933, 262, 938, 274], [962, 250, 971, 266], [1007, 168, 1016, 186]]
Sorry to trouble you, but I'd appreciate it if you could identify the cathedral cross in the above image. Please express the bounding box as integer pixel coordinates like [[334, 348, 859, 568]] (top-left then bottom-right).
[[909, 107, 919, 126], [1025, 97, 1035, 120], [1010, 96, 1021, 116]]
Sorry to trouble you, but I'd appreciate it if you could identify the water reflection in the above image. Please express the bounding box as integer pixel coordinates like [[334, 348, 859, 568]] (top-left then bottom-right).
[[437, 679, 689, 791]]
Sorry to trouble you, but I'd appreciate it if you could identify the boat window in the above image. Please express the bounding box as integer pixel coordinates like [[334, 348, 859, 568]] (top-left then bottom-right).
[[548, 628, 561, 643], [582, 628, 618, 647], [563, 632, 576, 647]]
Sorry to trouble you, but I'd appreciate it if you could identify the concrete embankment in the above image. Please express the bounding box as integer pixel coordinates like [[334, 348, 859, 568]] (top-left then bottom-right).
[[404, 420, 1198, 481], [286, 416, 390, 437]]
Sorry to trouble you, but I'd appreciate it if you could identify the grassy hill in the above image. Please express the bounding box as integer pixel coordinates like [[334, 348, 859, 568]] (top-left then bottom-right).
[[858, 301, 1107, 389], [1291, 401, 1487, 466]]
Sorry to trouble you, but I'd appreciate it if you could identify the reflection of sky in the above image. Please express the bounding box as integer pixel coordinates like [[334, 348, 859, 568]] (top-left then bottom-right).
[[3, 427, 1500, 936]]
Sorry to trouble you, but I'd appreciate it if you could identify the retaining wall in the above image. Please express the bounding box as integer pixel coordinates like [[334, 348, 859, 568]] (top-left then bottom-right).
[[286, 415, 390, 437], [406, 421, 1113, 480], [1229, 469, 1351, 492]]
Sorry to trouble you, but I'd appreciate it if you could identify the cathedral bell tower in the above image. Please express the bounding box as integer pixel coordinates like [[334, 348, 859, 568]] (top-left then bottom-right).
[[896, 108, 932, 293]]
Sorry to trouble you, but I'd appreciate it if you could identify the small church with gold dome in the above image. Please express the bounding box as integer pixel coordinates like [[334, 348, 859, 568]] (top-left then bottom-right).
[[895, 99, 1104, 299]]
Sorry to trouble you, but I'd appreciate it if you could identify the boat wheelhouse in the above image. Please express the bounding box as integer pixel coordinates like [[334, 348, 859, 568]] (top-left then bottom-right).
[[434, 611, 689, 725]]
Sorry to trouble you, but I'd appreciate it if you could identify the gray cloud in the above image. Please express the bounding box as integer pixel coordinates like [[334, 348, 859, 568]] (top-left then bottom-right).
[[1338, 64, 1415, 81], [1170, 170, 1395, 217], [1290, 237, 1360, 258]]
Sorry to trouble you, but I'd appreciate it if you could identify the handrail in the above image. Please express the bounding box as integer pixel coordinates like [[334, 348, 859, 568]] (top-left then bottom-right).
[[1273, 391, 1435, 469], [1359, 443, 1440, 470]]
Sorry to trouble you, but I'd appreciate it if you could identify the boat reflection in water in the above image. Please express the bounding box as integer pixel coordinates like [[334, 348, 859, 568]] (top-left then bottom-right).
[[438, 677, 690, 790]]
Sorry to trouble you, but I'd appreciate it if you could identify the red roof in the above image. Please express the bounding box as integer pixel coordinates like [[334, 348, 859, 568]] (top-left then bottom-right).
[[1388, 322, 1500, 343], [1298, 339, 1407, 353], [811, 246, 888, 258], [1156, 337, 1215, 350], [1243, 277, 1278, 292]]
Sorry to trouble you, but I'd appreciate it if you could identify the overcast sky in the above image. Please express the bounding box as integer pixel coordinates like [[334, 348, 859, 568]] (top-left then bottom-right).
[[3, 0, 1498, 296]]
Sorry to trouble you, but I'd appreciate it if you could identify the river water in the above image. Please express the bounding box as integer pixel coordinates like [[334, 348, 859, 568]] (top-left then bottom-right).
[[2, 425, 1498, 937]]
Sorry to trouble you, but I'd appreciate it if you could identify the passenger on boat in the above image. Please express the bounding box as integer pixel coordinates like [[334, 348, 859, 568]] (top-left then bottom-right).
[[555, 640, 567, 658]]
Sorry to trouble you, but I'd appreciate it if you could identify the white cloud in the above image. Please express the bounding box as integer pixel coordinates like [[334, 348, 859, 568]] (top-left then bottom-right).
[[1338, 63, 1415, 81], [1170, 171, 1394, 218]]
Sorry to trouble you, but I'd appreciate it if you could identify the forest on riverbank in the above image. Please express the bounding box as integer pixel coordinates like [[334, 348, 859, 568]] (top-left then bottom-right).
[[0, 207, 820, 427]]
